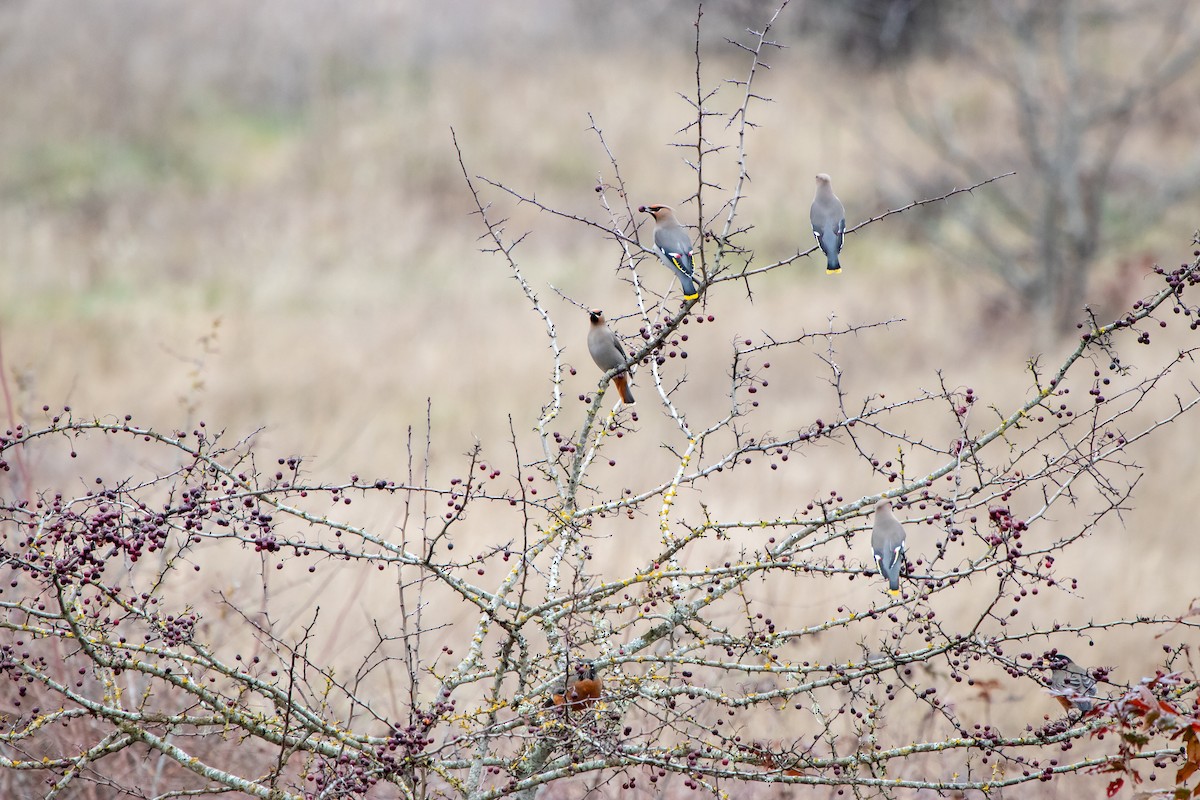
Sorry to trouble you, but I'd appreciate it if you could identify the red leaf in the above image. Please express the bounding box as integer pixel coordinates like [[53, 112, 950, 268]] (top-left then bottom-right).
[[1106, 777, 1124, 797], [1127, 697, 1152, 713]]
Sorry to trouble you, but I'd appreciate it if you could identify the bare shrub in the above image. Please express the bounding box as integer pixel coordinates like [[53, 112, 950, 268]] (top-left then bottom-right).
[[2, 5, 1199, 799]]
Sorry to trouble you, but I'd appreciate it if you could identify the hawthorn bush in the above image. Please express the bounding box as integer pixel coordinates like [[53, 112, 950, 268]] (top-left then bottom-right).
[[2, 5, 1199, 799]]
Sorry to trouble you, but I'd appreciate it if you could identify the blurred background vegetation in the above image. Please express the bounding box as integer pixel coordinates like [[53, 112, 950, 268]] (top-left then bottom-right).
[[1, 0, 1199, 777]]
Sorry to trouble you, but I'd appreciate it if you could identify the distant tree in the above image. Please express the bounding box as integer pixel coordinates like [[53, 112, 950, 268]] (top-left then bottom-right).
[[801, 0, 954, 66], [894, 0, 1200, 333], [2, 4, 1200, 799]]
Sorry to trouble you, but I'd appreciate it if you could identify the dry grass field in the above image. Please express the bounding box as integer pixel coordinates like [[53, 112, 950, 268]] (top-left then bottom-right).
[[2, 1, 1199, 796]]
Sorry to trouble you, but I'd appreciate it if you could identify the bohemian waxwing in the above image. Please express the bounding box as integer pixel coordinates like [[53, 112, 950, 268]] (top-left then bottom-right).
[[810, 173, 846, 274], [639, 204, 701, 300], [871, 498, 906, 595], [1047, 654, 1098, 712], [587, 309, 635, 405]]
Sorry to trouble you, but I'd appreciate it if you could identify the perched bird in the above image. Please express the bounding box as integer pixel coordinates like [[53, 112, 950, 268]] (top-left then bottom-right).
[[1047, 654, 1098, 713], [587, 309, 635, 405], [871, 498, 907, 595], [639, 204, 701, 300], [809, 173, 846, 274], [547, 661, 603, 711]]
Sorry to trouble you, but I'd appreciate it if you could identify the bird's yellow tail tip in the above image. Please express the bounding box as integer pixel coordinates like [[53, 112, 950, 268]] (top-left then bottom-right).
[[888, 589, 900, 597], [684, 292, 700, 300], [826, 267, 842, 275]]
